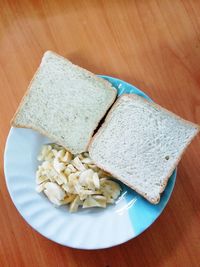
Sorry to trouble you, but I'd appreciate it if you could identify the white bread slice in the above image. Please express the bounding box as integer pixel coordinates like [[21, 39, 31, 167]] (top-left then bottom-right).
[[89, 94, 199, 204], [11, 51, 117, 154]]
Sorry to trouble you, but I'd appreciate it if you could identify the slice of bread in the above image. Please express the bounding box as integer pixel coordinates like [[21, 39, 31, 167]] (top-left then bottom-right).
[[89, 94, 199, 204], [11, 51, 117, 154]]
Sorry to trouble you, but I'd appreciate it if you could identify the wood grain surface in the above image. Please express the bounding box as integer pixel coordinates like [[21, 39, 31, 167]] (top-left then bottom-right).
[[0, 1, 200, 266]]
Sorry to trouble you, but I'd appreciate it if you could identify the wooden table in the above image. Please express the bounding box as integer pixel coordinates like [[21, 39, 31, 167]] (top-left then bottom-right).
[[0, 1, 199, 266]]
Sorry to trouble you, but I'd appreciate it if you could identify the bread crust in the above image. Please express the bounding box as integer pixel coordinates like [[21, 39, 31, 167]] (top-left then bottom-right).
[[89, 94, 200, 204], [11, 51, 117, 154]]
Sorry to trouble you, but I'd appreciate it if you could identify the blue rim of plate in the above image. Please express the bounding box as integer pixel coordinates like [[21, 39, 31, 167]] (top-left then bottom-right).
[[4, 75, 176, 249]]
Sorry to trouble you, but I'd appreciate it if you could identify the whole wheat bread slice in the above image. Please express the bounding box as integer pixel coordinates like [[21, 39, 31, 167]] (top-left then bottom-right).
[[11, 51, 117, 154], [89, 94, 199, 204]]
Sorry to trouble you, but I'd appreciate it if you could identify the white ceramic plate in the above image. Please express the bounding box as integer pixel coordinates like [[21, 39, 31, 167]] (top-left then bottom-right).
[[4, 76, 176, 249]]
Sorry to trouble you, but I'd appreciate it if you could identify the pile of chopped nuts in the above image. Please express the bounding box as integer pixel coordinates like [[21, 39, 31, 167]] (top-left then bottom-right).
[[36, 144, 121, 212]]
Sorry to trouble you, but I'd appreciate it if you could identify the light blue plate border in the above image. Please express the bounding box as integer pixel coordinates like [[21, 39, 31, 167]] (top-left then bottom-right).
[[100, 75, 176, 236]]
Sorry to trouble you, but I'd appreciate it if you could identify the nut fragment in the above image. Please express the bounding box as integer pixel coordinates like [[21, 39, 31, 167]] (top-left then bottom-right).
[[92, 172, 100, 189], [79, 169, 94, 186], [36, 182, 47, 193], [53, 157, 66, 173], [61, 194, 76, 204], [67, 164, 77, 173], [69, 196, 82, 212], [83, 195, 107, 208], [72, 156, 86, 171], [44, 182, 66, 200], [61, 151, 72, 163], [81, 157, 93, 164]]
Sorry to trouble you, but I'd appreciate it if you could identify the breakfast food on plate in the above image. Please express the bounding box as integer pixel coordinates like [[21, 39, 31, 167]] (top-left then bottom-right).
[[11, 50, 199, 207], [36, 144, 121, 212], [89, 94, 199, 204], [11, 51, 117, 154]]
